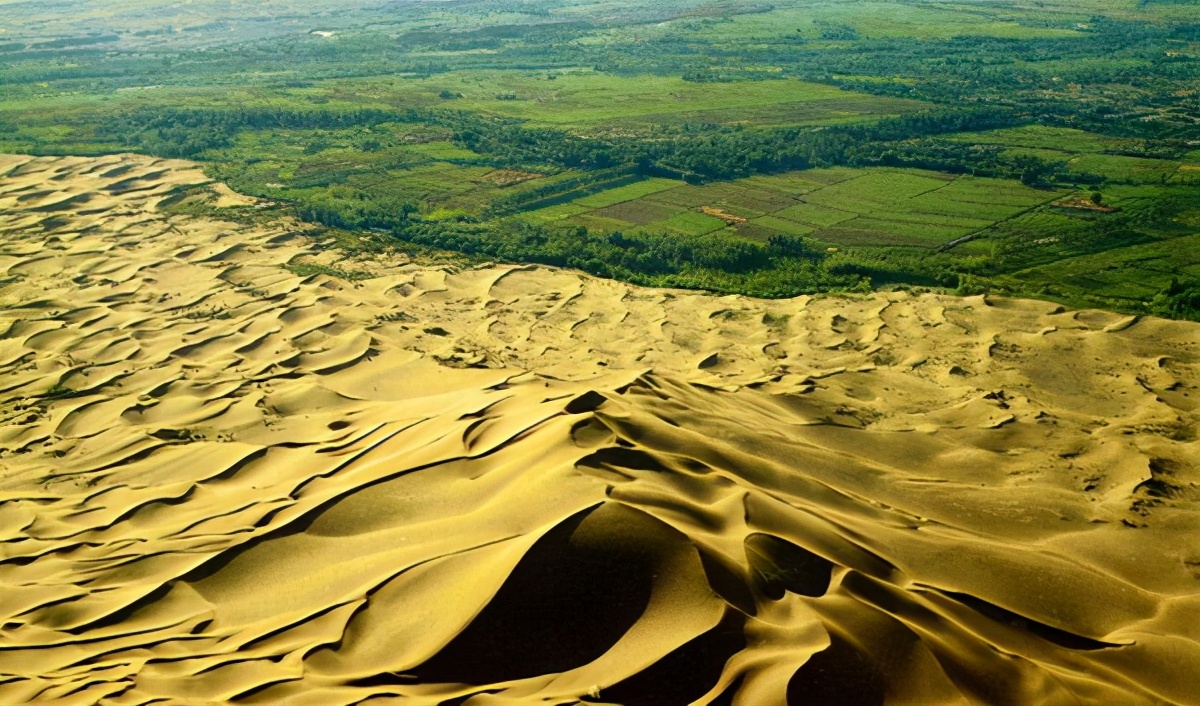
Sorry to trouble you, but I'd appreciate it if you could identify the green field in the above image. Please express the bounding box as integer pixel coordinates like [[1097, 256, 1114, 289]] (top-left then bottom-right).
[[683, 3, 1088, 42], [949, 125, 1200, 185], [1008, 232, 1200, 306], [521, 168, 1062, 249], [573, 178, 681, 208], [947, 126, 1141, 154], [395, 72, 929, 129]]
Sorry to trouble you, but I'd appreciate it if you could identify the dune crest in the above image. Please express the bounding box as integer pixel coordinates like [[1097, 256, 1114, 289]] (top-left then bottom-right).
[[1, 154, 1198, 705]]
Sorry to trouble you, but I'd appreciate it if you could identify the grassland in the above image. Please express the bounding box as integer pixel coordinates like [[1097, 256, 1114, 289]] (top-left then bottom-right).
[[387, 72, 929, 130]]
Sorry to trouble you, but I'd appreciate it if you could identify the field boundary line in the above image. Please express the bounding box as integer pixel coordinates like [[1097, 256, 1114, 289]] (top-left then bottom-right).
[[937, 190, 1070, 253]]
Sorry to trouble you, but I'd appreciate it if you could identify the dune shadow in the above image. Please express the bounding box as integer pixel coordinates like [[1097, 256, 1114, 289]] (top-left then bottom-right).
[[411, 503, 673, 685], [596, 610, 745, 706], [746, 533, 835, 599], [788, 632, 886, 706]]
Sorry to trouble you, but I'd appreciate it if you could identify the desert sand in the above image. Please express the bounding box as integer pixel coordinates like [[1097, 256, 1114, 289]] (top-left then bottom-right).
[[0, 153, 1198, 705]]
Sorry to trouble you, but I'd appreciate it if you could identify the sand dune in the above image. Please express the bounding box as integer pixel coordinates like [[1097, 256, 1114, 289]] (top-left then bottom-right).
[[0, 154, 1198, 705]]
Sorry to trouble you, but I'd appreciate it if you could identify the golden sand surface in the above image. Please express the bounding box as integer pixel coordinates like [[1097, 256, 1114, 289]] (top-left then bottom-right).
[[1, 154, 1198, 705]]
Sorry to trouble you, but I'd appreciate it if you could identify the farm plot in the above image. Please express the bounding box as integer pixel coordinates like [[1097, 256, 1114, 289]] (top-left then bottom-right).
[[655, 211, 729, 236], [793, 171, 1060, 247], [516, 167, 1060, 249], [749, 216, 815, 237], [573, 213, 644, 233], [774, 203, 858, 227], [572, 178, 681, 208], [356, 164, 512, 214], [1068, 154, 1183, 185], [640, 185, 715, 208], [645, 183, 800, 218], [521, 202, 592, 222], [590, 200, 684, 225], [818, 219, 973, 247], [801, 170, 952, 209], [740, 173, 832, 195], [947, 126, 1198, 186], [1010, 232, 1200, 304]]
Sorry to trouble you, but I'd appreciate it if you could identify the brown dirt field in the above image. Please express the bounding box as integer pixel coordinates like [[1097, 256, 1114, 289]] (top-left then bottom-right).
[[481, 169, 542, 186], [1053, 195, 1119, 213], [701, 205, 748, 224]]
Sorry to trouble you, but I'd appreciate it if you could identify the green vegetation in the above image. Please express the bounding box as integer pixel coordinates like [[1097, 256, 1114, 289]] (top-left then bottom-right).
[[284, 262, 374, 282], [388, 73, 924, 129], [1152, 278, 1200, 321], [519, 168, 1061, 250], [1, 0, 1198, 316]]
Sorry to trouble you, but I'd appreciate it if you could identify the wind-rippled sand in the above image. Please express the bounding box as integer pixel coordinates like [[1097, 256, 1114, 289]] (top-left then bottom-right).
[[1, 154, 1198, 705]]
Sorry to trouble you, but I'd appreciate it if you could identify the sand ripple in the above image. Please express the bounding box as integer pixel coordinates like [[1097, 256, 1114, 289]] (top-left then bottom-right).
[[1, 154, 1199, 705]]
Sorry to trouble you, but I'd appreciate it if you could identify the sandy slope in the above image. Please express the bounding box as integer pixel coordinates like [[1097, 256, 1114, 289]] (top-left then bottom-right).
[[0, 153, 1198, 706]]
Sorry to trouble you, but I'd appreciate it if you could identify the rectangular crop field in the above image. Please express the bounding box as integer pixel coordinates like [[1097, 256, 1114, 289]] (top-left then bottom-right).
[[651, 211, 729, 236], [773, 203, 859, 227], [1010, 233, 1200, 306], [749, 216, 815, 237], [572, 178, 681, 208], [1067, 154, 1182, 185], [522, 203, 592, 222], [517, 166, 1063, 250], [591, 200, 684, 225]]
